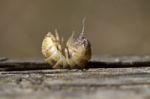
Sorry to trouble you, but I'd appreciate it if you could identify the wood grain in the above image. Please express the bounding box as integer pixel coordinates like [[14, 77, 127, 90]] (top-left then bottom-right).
[[0, 56, 150, 99]]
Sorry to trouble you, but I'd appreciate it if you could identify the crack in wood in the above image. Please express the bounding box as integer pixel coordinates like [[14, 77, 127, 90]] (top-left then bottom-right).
[[0, 56, 150, 71]]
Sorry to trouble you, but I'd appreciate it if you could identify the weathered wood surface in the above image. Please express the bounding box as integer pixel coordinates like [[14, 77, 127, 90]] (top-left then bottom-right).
[[1, 56, 150, 71], [0, 56, 150, 99]]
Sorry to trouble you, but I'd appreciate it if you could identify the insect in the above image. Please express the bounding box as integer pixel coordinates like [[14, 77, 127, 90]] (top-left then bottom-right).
[[41, 19, 91, 69]]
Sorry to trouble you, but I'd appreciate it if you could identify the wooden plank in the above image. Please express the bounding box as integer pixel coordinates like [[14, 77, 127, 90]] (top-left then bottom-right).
[[0, 68, 150, 99], [0, 56, 150, 99]]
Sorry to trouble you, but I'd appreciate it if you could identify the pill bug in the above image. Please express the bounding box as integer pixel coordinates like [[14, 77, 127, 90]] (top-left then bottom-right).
[[41, 19, 91, 69]]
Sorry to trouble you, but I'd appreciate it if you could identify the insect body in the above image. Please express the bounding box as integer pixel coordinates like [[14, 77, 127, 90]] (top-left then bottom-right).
[[41, 20, 91, 69]]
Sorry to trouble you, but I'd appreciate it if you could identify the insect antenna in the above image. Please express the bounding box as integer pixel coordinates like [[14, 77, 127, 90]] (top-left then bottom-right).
[[81, 18, 86, 36]]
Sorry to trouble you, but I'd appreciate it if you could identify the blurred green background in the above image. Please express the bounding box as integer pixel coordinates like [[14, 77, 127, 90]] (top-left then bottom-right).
[[0, 0, 150, 59]]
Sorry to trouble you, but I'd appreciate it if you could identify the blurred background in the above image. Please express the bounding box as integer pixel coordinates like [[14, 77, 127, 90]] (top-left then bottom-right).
[[0, 0, 150, 59]]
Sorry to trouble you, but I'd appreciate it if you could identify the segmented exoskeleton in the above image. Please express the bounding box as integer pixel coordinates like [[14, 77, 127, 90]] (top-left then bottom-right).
[[41, 19, 91, 69]]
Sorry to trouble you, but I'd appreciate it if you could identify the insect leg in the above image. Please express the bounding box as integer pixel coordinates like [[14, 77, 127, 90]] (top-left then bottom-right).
[[53, 58, 64, 69], [55, 29, 60, 41], [45, 55, 55, 66], [65, 48, 77, 69]]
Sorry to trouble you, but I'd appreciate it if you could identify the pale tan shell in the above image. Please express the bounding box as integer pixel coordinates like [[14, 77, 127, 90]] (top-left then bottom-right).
[[41, 20, 91, 69]]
